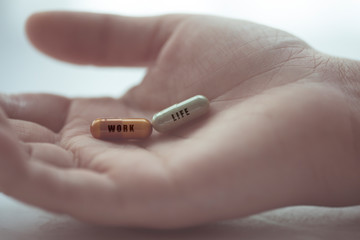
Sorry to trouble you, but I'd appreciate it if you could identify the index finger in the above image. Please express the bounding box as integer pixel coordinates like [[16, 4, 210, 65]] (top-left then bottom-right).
[[0, 93, 70, 132]]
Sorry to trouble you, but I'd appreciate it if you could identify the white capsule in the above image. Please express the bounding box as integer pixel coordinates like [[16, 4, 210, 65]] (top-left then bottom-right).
[[152, 95, 210, 132]]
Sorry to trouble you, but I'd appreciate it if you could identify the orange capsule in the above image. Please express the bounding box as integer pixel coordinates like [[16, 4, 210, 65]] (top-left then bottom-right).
[[90, 118, 152, 139]]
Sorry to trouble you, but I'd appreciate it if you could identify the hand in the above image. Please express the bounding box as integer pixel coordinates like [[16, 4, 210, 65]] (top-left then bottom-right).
[[1, 12, 360, 229]]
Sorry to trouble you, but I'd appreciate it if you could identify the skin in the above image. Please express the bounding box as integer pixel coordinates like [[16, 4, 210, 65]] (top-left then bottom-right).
[[0, 12, 360, 229]]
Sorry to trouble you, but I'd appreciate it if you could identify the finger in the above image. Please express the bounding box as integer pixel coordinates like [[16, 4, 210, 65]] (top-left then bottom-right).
[[0, 109, 29, 194], [3, 161, 115, 218], [26, 142, 75, 168], [10, 119, 57, 143], [0, 93, 70, 132], [5, 161, 128, 226], [26, 11, 184, 66]]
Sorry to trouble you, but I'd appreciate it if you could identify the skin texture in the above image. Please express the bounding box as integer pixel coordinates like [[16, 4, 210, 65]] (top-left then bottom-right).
[[1, 12, 360, 229]]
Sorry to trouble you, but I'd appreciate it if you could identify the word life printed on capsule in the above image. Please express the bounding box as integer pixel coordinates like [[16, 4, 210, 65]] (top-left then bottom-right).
[[90, 118, 152, 139], [152, 95, 210, 132]]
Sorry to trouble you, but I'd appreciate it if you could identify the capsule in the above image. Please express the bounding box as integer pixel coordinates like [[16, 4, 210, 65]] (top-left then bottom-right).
[[152, 95, 210, 132], [90, 118, 152, 139]]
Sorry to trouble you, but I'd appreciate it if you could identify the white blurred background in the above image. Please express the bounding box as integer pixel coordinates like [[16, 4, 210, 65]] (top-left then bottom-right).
[[1, 0, 360, 97]]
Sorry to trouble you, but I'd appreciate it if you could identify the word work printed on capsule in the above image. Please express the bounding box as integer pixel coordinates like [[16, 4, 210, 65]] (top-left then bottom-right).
[[152, 95, 210, 132], [107, 124, 135, 132], [91, 118, 152, 139]]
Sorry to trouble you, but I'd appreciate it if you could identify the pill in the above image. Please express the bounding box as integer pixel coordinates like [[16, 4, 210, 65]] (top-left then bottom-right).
[[152, 95, 210, 132], [90, 118, 152, 139]]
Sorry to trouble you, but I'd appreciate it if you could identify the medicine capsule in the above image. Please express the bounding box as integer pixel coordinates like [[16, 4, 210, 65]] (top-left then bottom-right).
[[90, 118, 152, 139], [152, 95, 210, 132]]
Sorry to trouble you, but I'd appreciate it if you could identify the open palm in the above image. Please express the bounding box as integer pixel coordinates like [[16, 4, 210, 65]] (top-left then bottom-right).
[[1, 12, 360, 228]]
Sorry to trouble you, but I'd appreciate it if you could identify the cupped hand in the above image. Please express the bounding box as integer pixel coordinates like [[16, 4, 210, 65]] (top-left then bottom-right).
[[1, 12, 360, 228]]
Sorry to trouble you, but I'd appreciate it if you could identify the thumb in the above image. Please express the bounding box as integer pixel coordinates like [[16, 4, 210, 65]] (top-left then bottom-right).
[[26, 11, 184, 66]]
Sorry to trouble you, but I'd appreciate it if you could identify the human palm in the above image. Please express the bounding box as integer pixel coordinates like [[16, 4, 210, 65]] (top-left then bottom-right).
[[1, 12, 360, 228]]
